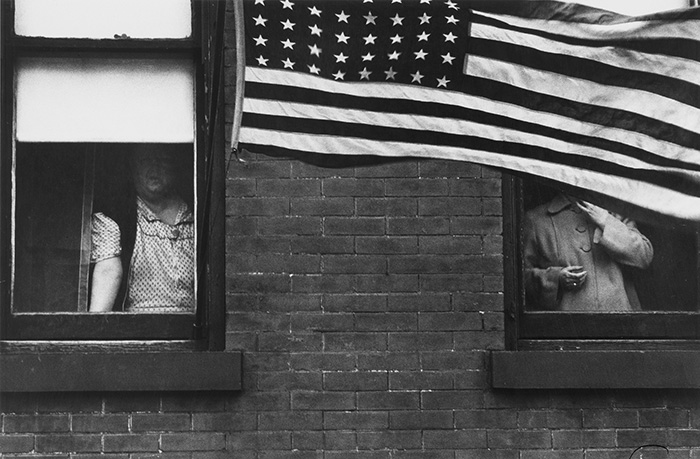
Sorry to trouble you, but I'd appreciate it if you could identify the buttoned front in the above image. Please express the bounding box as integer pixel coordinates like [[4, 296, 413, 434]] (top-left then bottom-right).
[[523, 194, 653, 311]]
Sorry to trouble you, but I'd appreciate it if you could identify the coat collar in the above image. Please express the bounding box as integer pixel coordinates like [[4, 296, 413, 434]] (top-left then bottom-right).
[[547, 194, 579, 215]]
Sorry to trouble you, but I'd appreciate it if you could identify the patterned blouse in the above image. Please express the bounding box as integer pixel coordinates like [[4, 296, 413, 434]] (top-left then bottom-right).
[[91, 197, 195, 313]]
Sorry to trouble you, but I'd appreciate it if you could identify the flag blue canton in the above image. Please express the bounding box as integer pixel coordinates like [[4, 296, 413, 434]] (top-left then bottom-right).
[[245, 0, 468, 88]]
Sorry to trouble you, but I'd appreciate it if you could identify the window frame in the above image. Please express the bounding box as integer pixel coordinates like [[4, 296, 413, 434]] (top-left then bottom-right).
[[0, 0, 226, 349], [495, 174, 700, 389], [503, 174, 700, 351]]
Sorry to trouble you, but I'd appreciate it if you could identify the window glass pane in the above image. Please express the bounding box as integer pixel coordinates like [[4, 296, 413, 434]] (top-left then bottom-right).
[[13, 143, 195, 314], [16, 58, 194, 143], [14, 0, 192, 39], [521, 181, 699, 313]]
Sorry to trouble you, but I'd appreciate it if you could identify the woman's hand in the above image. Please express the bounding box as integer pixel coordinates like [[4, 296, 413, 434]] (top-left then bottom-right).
[[560, 265, 587, 291], [576, 201, 610, 229]]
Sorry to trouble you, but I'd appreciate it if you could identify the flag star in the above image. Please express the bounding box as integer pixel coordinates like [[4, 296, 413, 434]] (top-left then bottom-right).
[[420, 0, 431, 3], [390, 34, 403, 44], [364, 12, 377, 25], [384, 67, 397, 80], [410, 71, 424, 84], [256, 55, 269, 66], [309, 44, 322, 56], [363, 34, 377, 45], [281, 0, 294, 9], [445, 0, 459, 10], [281, 19, 295, 30], [359, 67, 372, 80], [255, 0, 265, 4], [446, 15, 459, 25], [254, 35, 268, 46], [361, 52, 375, 62], [441, 52, 455, 64], [308, 64, 321, 74], [336, 11, 350, 23], [437, 76, 450, 87], [419, 13, 431, 24], [332, 70, 346, 80], [253, 15, 267, 26], [335, 32, 350, 44], [334, 52, 349, 63], [282, 58, 295, 69], [281, 38, 295, 49], [388, 50, 401, 60], [414, 49, 428, 60], [444, 32, 457, 43], [390, 14, 404, 26], [309, 24, 322, 36], [392, 0, 402, 3], [309, 6, 321, 16], [417, 31, 430, 41], [363, 0, 373, 2]]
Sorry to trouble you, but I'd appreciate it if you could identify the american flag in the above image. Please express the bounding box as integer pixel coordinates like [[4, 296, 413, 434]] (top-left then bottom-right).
[[233, 0, 700, 221]]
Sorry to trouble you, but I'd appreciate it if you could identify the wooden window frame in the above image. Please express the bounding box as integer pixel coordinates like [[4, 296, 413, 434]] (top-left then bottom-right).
[[494, 174, 700, 389], [0, 0, 236, 391]]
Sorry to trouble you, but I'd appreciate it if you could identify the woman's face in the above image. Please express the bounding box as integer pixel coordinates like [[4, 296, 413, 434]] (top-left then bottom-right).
[[131, 148, 177, 201]]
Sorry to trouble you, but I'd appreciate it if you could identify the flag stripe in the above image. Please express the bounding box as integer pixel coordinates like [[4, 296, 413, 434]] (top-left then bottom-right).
[[471, 22, 700, 88], [244, 89, 700, 175], [241, 110, 700, 195], [466, 56, 700, 134], [245, 68, 700, 169], [239, 127, 700, 221], [472, 10, 700, 43]]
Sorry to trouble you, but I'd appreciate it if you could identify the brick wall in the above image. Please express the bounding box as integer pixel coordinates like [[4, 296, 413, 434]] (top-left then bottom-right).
[[2, 2, 700, 458]]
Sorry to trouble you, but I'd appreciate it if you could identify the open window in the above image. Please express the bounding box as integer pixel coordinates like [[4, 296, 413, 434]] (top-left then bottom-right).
[[1, 0, 226, 346]]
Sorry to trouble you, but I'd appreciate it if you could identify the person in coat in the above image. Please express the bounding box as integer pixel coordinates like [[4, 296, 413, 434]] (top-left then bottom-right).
[[523, 193, 653, 311]]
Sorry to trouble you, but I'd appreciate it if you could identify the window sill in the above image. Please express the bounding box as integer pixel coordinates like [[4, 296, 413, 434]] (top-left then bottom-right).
[[0, 349, 242, 392], [491, 350, 700, 389]]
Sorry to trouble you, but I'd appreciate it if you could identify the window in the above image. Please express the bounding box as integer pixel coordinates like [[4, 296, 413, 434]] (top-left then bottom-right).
[[1, 0, 227, 347]]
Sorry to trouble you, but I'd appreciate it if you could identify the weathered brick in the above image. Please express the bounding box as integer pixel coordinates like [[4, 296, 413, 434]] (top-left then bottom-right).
[[616, 429, 669, 447], [418, 312, 483, 331], [385, 179, 449, 197], [324, 411, 389, 431], [290, 353, 357, 371], [583, 409, 638, 429], [258, 216, 322, 235], [455, 410, 517, 429], [419, 236, 482, 254], [418, 197, 481, 216], [388, 332, 454, 352], [354, 274, 419, 293], [192, 412, 257, 431], [420, 274, 483, 293], [323, 372, 388, 391], [227, 160, 291, 178], [323, 179, 385, 197], [324, 431, 357, 450], [358, 352, 421, 371], [103, 435, 160, 453], [324, 332, 388, 352], [3, 414, 70, 432], [356, 198, 417, 217], [355, 161, 418, 178], [454, 331, 505, 350], [257, 179, 321, 197], [322, 255, 386, 274], [420, 351, 484, 371], [450, 179, 501, 197], [487, 430, 552, 449], [257, 332, 323, 352], [131, 413, 191, 432], [258, 411, 323, 431], [520, 451, 583, 459], [387, 217, 450, 235], [0, 435, 34, 453], [355, 236, 418, 254], [293, 431, 324, 450], [551, 429, 616, 448], [291, 236, 355, 254], [72, 414, 130, 433], [422, 391, 483, 410], [389, 411, 453, 430], [36, 434, 102, 453], [387, 294, 451, 312], [388, 372, 453, 390], [292, 274, 356, 293], [323, 294, 388, 312], [355, 313, 417, 332], [423, 430, 487, 449], [357, 392, 419, 410], [639, 409, 689, 428], [291, 197, 354, 216], [453, 293, 504, 311], [451, 217, 502, 235], [227, 197, 288, 216], [161, 433, 227, 451], [356, 430, 422, 450], [325, 217, 386, 235], [291, 392, 356, 411]]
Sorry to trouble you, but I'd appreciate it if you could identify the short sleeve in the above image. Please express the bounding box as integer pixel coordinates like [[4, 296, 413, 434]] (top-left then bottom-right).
[[91, 212, 122, 263]]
